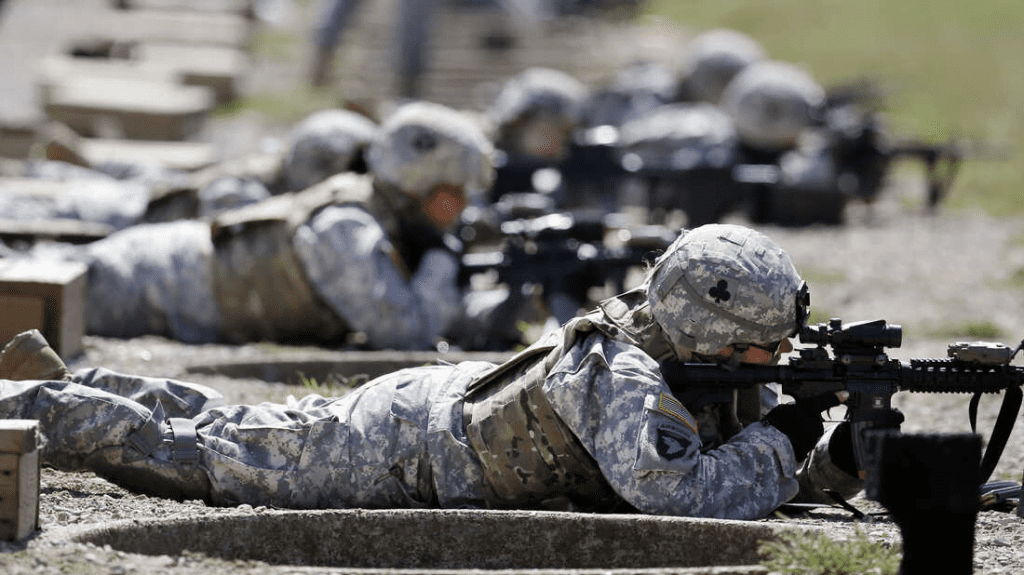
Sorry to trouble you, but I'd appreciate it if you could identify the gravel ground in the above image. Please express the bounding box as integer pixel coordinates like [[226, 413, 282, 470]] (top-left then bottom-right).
[[3, 1, 1024, 573]]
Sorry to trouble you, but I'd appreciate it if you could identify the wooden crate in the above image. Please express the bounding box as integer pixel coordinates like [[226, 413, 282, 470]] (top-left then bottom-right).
[[0, 260, 88, 359], [0, 420, 40, 542]]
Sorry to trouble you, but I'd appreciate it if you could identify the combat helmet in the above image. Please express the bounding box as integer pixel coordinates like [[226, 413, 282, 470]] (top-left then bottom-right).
[[647, 224, 808, 358], [681, 28, 766, 104], [720, 60, 826, 151], [487, 67, 588, 161], [366, 101, 495, 213], [283, 109, 378, 192]]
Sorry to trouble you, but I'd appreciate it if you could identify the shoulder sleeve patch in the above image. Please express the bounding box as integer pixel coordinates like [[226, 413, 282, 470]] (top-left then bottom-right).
[[656, 393, 698, 435]]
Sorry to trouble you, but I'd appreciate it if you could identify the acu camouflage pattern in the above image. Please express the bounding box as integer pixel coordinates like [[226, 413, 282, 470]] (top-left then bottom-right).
[[0, 363, 497, 509], [82, 220, 222, 343], [648, 223, 805, 356], [367, 101, 496, 198], [208, 173, 377, 344], [462, 332, 620, 511]]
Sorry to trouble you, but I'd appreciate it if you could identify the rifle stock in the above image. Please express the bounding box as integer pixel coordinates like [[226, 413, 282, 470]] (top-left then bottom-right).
[[661, 318, 1024, 481]]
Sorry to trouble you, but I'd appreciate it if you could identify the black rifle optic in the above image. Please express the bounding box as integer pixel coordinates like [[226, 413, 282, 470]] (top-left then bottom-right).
[[660, 318, 1024, 484], [459, 212, 675, 345]]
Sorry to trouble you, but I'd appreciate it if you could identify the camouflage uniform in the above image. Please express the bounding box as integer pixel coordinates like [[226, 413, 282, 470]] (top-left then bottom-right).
[[33, 102, 494, 350], [0, 224, 860, 519]]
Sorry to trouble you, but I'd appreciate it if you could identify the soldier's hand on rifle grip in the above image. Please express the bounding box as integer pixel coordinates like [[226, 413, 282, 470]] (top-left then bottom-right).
[[763, 403, 825, 461], [832, 408, 905, 478]]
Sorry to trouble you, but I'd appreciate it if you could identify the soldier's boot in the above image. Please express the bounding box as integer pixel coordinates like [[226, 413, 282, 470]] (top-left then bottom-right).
[[0, 329, 69, 381], [0, 381, 212, 502]]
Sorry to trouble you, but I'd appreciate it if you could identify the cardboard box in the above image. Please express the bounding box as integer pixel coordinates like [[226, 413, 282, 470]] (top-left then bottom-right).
[[0, 420, 40, 541], [0, 260, 87, 359]]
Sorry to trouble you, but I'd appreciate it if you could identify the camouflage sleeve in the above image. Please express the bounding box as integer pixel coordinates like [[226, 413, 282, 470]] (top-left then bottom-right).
[[293, 204, 460, 349], [544, 333, 800, 519]]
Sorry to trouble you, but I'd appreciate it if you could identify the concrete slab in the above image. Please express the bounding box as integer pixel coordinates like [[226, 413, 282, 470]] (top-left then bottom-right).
[[36, 54, 179, 97], [42, 76, 215, 140], [133, 42, 251, 104], [79, 138, 220, 171], [68, 508, 812, 572], [92, 9, 254, 49], [113, 0, 255, 17], [186, 349, 518, 385]]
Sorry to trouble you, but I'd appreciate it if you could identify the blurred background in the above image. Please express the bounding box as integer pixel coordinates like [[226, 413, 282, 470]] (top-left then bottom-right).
[[2, 0, 1017, 215]]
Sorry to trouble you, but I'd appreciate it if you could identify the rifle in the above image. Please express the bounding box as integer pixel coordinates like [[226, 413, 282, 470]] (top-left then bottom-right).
[[660, 318, 1024, 484], [459, 212, 674, 344], [884, 137, 1010, 208]]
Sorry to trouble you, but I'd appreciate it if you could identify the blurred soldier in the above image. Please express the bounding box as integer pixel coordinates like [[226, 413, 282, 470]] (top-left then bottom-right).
[[0, 223, 866, 518], [485, 67, 590, 207], [31, 101, 495, 350], [582, 60, 679, 129], [678, 28, 766, 104], [614, 102, 742, 226], [311, 0, 532, 98], [719, 59, 826, 154], [281, 108, 379, 192]]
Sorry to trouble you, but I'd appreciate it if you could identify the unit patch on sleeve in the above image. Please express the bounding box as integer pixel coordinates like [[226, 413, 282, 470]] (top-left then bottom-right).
[[655, 427, 693, 461]]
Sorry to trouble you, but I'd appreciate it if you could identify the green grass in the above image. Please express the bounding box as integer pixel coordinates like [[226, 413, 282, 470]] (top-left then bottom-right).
[[919, 320, 1006, 340], [759, 528, 901, 575], [214, 87, 345, 125], [643, 0, 1023, 216], [298, 371, 364, 397]]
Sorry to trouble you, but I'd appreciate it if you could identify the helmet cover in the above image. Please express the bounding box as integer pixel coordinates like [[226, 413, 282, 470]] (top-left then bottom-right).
[[283, 109, 378, 192], [720, 60, 826, 150], [683, 28, 767, 104], [367, 101, 495, 197], [647, 224, 808, 357], [489, 67, 588, 145]]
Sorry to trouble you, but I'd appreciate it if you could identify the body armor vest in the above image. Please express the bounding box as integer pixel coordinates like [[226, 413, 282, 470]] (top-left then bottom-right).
[[462, 327, 621, 511], [462, 287, 769, 509], [209, 173, 378, 343]]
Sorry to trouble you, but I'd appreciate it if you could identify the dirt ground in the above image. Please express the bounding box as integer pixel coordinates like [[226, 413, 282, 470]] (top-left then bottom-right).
[[2, 0, 1024, 573]]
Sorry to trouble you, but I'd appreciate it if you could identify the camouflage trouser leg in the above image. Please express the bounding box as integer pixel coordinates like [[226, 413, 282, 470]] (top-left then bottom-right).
[[0, 379, 212, 502], [70, 367, 226, 418]]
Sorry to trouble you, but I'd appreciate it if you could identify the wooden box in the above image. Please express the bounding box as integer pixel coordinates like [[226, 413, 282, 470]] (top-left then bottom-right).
[[0, 420, 40, 541], [0, 260, 88, 359]]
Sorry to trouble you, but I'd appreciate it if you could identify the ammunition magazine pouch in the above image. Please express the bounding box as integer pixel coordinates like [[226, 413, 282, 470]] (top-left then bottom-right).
[[209, 174, 374, 343], [462, 335, 619, 511]]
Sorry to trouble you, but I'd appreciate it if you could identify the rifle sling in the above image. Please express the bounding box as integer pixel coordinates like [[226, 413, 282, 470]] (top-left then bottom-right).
[[969, 386, 1022, 485]]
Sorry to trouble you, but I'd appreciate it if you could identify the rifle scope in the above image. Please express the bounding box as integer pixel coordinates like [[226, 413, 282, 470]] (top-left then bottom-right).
[[799, 318, 902, 350]]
